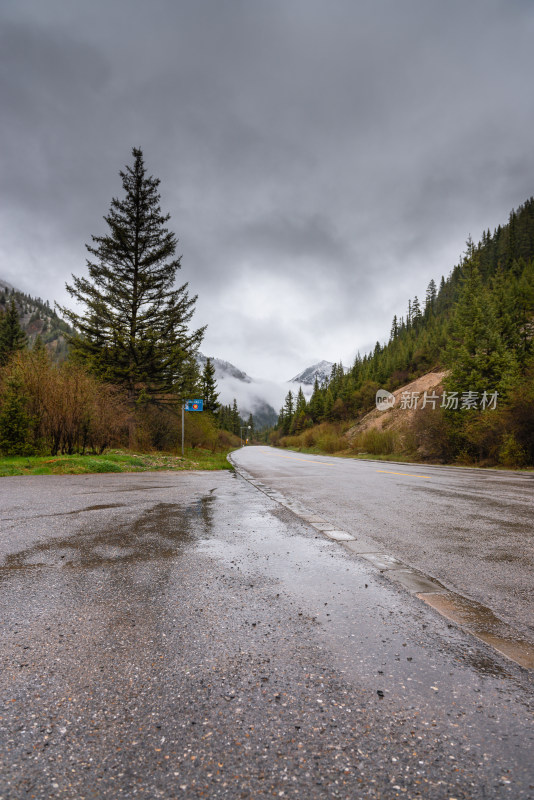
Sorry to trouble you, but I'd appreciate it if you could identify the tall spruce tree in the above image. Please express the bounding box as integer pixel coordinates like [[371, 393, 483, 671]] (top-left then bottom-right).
[[281, 390, 294, 435], [291, 387, 307, 433], [231, 399, 240, 435], [58, 148, 205, 407]]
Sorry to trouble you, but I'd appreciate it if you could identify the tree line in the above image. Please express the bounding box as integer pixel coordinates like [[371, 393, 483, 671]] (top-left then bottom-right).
[[274, 198, 534, 467]]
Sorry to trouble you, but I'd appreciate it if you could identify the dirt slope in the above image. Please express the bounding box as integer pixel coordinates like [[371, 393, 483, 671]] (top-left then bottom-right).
[[346, 369, 449, 440]]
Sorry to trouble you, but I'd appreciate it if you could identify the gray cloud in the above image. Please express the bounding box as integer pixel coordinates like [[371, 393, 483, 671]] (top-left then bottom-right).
[[1, 0, 533, 379]]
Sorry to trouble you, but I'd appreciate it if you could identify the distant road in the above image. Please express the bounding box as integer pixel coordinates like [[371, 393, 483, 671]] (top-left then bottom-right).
[[232, 446, 534, 638]]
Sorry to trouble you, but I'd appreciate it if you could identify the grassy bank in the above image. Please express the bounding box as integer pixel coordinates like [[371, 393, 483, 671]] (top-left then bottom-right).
[[274, 422, 533, 470], [0, 448, 235, 477]]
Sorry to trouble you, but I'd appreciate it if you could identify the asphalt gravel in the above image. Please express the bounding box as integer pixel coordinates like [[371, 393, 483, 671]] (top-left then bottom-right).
[[0, 471, 533, 799]]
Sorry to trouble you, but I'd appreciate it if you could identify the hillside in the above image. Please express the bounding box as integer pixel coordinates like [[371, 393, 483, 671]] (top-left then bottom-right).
[[346, 370, 448, 438], [272, 198, 534, 467], [0, 279, 72, 360]]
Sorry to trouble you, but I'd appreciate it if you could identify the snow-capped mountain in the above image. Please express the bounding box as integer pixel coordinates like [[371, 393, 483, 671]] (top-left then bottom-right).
[[197, 353, 279, 428], [197, 354, 335, 427], [197, 354, 252, 384], [289, 360, 334, 387]]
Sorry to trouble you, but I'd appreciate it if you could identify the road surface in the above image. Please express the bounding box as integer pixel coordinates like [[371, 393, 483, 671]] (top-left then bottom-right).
[[231, 446, 534, 642], [0, 469, 533, 799]]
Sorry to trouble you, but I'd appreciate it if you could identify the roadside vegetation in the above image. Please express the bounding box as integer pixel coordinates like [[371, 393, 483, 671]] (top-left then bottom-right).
[[274, 421, 534, 470], [272, 198, 534, 469]]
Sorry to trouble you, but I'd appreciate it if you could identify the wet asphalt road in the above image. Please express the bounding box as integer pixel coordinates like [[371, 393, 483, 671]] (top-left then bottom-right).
[[232, 447, 534, 640], [0, 470, 533, 799]]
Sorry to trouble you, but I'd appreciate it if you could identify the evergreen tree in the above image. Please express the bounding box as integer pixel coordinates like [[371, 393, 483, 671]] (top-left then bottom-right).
[[58, 148, 205, 406], [445, 263, 518, 396], [411, 296, 422, 327], [0, 299, 27, 366], [406, 299, 412, 329], [218, 403, 230, 432], [32, 333, 46, 356], [201, 357, 219, 413], [231, 399, 240, 435], [281, 390, 294, 434], [0, 373, 33, 455], [291, 387, 307, 433], [425, 279, 437, 313], [309, 377, 323, 422], [323, 388, 334, 421]]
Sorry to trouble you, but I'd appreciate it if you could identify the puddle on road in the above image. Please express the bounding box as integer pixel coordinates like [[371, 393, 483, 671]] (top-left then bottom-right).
[[420, 592, 534, 669], [0, 496, 215, 572]]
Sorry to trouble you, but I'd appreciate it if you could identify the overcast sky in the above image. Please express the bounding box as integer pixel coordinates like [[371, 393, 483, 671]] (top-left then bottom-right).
[[1, 0, 533, 381]]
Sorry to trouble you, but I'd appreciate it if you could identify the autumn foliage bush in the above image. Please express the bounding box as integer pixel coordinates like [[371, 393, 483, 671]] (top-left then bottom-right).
[[0, 348, 129, 455]]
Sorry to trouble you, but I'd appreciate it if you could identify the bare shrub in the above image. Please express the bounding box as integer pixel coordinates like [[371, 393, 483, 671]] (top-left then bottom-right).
[[302, 429, 316, 447], [1, 350, 129, 455]]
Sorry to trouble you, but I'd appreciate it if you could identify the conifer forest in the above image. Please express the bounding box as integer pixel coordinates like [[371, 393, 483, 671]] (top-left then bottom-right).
[[272, 199, 534, 467]]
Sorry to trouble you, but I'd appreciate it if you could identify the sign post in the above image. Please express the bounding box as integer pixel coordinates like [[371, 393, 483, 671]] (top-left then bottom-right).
[[240, 424, 251, 447], [182, 399, 204, 456], [181, 402, 185, 457]]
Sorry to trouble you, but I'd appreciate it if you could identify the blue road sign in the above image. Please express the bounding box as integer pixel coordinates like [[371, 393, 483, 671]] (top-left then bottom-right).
[[185, 399, 203, 411]]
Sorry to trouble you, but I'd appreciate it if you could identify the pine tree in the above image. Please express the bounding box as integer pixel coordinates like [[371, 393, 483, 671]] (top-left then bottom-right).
[[0, 299, 27, 366], [201, 357, 219, 413], [411, 296, 422, 327], [32, 335, 47, 356], [231, 399, 240, 435], [406, 299, 412, 329], [425, 279, 437, 313], [0, 373, 33, 455], [291, 387, 307, 433], [58, 148, 205, 407], [281, 390, 294, 434], [446, 263, 518, 396], [218, 404, 230, 432]]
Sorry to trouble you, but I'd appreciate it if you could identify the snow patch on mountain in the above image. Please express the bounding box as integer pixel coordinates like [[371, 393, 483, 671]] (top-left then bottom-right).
[[197, 353, 282, 427], [289, 360, 334, 388], [197, 354, 335, 427]]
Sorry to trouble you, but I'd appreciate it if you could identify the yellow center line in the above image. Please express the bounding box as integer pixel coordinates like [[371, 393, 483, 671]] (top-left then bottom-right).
[[377, 469, 432, 479], [273, 454, 337, 466]]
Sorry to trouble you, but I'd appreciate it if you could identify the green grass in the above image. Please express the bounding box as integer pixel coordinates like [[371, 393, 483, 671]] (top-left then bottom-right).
[[0, 448, 235, 477]]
